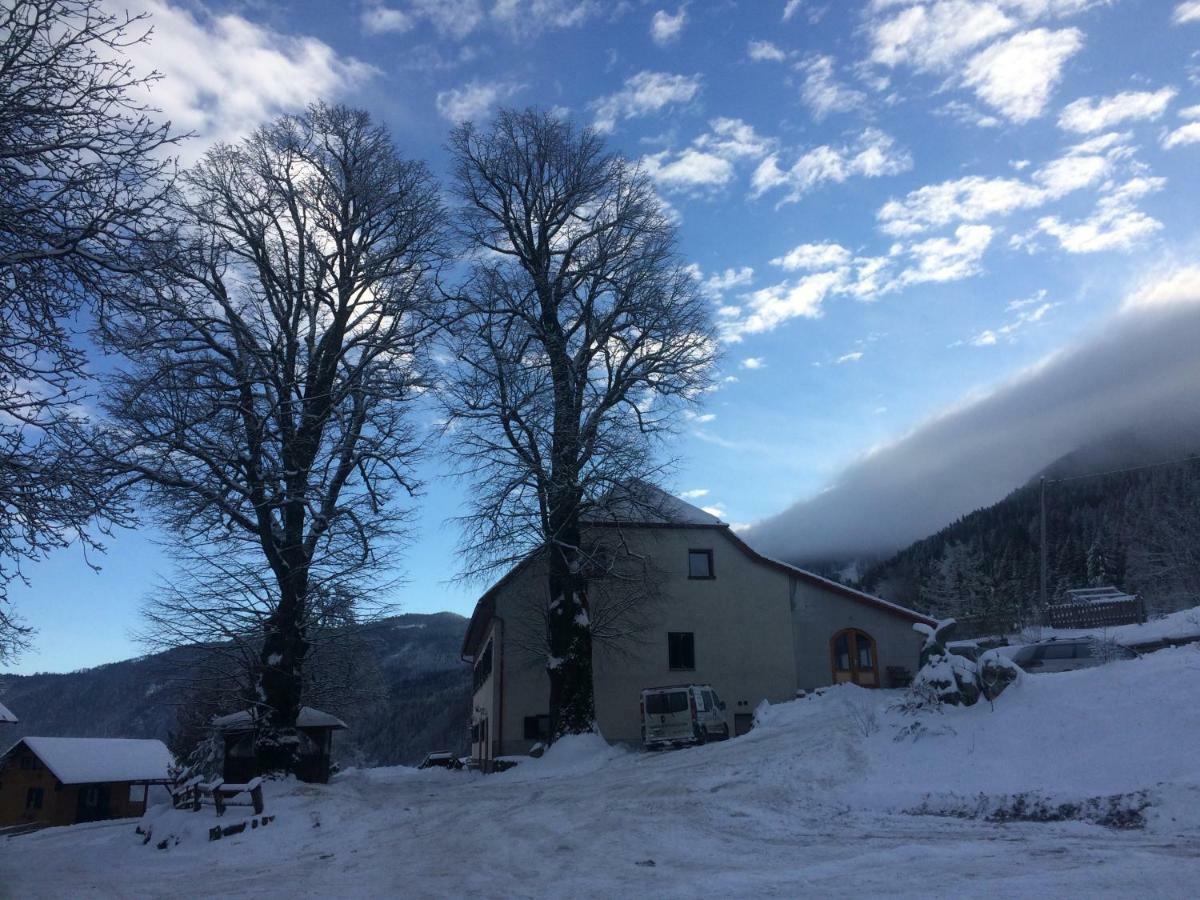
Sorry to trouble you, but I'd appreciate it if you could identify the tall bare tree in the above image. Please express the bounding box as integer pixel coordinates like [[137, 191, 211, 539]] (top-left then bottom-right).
[[0, 0, 179, 659], [100, 103, 445, 772], [444, 109, 717, 737]]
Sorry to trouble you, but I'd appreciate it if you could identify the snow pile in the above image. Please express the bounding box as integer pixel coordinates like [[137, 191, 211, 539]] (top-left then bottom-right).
[[6, 647, 1200, 897], [500, 731, 628, 781]]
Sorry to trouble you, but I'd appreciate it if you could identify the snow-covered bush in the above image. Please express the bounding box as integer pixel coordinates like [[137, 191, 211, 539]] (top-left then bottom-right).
[[906, 618, 1023, 712]]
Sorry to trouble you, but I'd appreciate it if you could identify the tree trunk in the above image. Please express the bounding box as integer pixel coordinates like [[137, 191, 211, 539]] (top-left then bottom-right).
[[545, 514, 594, 738], [254, 573, 309, 775]]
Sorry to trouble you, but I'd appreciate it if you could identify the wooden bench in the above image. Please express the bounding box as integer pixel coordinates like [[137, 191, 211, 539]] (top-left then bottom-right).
[[206, 777, 264, 817]]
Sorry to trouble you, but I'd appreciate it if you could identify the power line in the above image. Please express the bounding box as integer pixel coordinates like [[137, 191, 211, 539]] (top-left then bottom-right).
[[1046, 454, 1200, 485]]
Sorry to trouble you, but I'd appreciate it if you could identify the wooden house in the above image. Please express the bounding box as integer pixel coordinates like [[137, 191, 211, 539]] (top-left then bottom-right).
[[0, 700, 16, 726], [0, 736, 173, 828], [212, 706, 347, 784]]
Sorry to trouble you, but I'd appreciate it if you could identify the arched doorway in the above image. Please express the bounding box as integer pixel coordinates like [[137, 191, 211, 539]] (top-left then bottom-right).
[[830, 629, 879, 687]]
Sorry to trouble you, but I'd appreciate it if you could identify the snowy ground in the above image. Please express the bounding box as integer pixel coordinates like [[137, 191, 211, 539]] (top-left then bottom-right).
[[4, 646, 1200, 898]]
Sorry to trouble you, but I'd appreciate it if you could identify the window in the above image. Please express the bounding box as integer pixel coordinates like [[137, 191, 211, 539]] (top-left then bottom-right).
[[524, 715, 550, 740], [668, 631, 695, 670], [688, 549, 714, 579], [646, 691, 689, 715], [473, 639, 494, 692], [1039, 643, 1074, 660], [25, 787, 43, 811]]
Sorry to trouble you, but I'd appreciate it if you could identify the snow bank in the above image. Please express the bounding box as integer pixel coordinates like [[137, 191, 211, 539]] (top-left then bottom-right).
[[1034, 604, 1200, 646], [499, 731, 628, 781]]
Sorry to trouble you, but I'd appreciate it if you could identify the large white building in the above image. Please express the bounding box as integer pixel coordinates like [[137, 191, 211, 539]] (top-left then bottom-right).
[[461, 487, 933, 766]]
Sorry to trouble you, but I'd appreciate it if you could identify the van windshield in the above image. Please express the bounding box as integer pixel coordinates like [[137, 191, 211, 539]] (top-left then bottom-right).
[[645, 691, 689, 715]]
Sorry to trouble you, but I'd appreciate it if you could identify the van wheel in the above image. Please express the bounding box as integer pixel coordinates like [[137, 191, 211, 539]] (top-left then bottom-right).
[[693, 724, 707, 745]]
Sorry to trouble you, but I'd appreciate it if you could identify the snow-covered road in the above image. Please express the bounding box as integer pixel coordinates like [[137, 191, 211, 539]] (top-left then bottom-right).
[[5, 647, 1200, 898]]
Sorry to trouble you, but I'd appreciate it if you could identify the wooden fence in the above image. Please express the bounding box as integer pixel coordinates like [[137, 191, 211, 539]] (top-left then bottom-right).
[[1046, 595, 1146, 629]]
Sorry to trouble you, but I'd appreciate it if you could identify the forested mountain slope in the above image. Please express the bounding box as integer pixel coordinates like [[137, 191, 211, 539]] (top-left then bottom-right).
[[857, 430, 1200, 630], [0, 613, 471, 766]]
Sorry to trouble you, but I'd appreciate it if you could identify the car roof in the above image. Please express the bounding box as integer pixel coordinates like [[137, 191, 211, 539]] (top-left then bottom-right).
[[642, 683, 712, 693]]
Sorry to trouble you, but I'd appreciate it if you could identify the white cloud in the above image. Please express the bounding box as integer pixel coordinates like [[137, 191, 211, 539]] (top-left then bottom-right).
[[1179, 104, 1200, 119], [491, 0, 601, 37], [129, 0, 375, 160], [360, 3, 413, 34], [408, 0, 486, 39], [1035, 177, 1166, 253], [869, 0, 1017, 72], [748, 40, 787, 62], [694, 117, 774, 159], [435, 79, 524, 122], [836, 351, 865, 364], [1058, 88, 1177, 133], [1173, 2, 1200, 25], [877, 135, 1120, 236], [783, 0, 804, 21], [723, 271, 846, 340], [740, 356, 767, 369], [771, 242, 853, 271], [1125, 265, 1200, 309], [900, 224, 995, 284], [679, 488, 710, 499], [644, 118, 771, 193], [798, 55, 866, 118], [965, 290, 1056, 346], [642, 149, 733, 190], [590, 71, 701, 133], [702, 267, 755, 294], [751, 128, 912, 204], [1162, 122, 1200, 148], [651, 7, 687, 45], [963, 28, 1084, 123]]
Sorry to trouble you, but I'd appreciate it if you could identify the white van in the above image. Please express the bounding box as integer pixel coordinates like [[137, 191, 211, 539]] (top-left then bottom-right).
[[640, 684, 730, 748]]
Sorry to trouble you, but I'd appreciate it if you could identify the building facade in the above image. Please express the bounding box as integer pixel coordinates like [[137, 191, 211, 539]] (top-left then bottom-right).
[[0, 736, 172, 828], [461, 493, 933, 765]]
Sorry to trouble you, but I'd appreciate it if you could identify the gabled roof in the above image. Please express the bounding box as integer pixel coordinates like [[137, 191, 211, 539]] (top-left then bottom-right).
[[211, 706, 348, 732], [6, 737, 172, 785], [460, 489, 934, 657], [0, 700, 16, 724], [585, 480, 723, 527]]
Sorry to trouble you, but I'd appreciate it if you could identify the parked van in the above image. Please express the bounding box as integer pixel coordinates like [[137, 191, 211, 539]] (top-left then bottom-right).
[[640, 684, 729, 748]]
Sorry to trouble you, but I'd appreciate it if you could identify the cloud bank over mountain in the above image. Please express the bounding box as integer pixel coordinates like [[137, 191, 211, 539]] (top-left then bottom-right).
[[744, 268, 1200, 564]]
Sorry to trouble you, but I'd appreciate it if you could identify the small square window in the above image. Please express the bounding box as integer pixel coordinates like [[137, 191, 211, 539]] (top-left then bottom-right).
[[668, 631, 695, 670], [688, 549, 714, 579], [523, 715, 551, 740], [25, 787, 43, 810]]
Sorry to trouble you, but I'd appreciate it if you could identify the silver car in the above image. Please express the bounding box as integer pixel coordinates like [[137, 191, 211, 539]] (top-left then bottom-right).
[[1012, 637, 1138, 673]]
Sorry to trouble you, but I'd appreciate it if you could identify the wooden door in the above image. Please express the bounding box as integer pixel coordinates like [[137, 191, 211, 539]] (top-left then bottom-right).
[[831, 629, 879, 687]]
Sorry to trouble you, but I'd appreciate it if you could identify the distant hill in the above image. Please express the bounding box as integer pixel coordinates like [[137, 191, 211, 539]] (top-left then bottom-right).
[[0, 612, 471, 767], [854, 429, 1200, 631]]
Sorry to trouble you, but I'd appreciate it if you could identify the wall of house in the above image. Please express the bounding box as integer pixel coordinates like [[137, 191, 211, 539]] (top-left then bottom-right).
[[591, 527, 798, 745], [0, 745, 148, 826], [487, 526, 799, 754], [471, 524, 930, 761], [789, 580, 925, 691]]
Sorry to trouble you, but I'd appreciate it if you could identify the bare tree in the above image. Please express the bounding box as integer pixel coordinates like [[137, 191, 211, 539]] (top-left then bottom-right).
[[444, 109, 717, 738], [0, 0, 180, 659], [99, 103, 445, 773]]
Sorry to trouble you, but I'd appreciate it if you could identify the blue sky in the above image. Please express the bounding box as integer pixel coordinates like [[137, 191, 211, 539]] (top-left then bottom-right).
[[7, 0, 1200, 674]]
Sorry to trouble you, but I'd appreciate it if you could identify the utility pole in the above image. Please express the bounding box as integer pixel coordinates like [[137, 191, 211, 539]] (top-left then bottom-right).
[[1039, 476, 1048, 614]]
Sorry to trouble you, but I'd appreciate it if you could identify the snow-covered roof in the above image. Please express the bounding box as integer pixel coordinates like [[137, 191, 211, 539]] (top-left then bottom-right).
[[212, 706, 348, 732], [8, 737, 172, 785], [586, 480, 723, 527], [0, 700, 17, 724], [1063, 586, 1137, 604]]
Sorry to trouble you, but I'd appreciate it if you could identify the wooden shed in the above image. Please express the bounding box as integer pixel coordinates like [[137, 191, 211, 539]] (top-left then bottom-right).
[[0, 700, 17, 726], [0, 736, 173, 828], [212, 706, 347, 785]]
